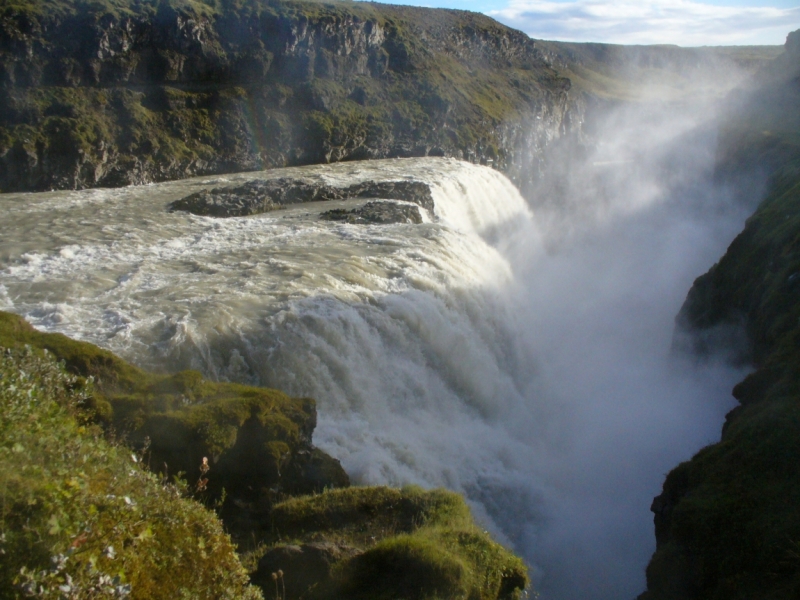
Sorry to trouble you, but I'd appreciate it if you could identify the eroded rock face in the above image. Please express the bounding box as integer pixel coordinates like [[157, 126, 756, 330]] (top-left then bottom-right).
[[0, 0, 576, 194], [169, 177, 434, 217], [320, 200, 422, 225]]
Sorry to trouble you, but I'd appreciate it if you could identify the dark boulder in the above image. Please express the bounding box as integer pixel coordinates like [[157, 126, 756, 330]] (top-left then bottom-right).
[[320, 200, 423, 225], [253, 542, 362, 598]]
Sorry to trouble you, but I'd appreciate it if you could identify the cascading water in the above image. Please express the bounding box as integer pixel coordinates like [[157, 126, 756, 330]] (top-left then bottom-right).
[[0, 97, 754, 599]]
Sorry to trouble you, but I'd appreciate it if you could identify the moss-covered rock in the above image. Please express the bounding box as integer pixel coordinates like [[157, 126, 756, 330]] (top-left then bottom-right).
[[252, 486, 528, 600], [0, 310, 349, 515]]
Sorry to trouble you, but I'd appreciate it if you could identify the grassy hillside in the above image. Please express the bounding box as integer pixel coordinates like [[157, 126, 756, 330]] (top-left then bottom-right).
[[639, 30, 800, 600], [0, 345, 264, 599]]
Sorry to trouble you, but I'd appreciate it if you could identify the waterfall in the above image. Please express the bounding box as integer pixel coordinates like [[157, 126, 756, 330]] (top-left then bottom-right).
[[0, 122, 752, 599]]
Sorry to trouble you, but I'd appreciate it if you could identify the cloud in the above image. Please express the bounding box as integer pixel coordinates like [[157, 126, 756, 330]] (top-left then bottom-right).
[[488, 0, 800, 45]]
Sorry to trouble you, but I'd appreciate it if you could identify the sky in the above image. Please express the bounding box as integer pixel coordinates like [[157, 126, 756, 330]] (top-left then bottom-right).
[[371, 0, 800, 46]]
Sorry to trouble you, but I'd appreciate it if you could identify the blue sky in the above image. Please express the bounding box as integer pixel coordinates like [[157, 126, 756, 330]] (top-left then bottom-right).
[[374, 0, 800, 46]]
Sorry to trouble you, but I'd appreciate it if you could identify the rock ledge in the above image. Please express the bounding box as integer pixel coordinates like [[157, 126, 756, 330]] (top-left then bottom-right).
[[169, 179, 434, 217]]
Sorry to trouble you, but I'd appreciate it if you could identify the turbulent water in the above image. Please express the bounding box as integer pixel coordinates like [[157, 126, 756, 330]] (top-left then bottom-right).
[[1, 104, 753, 598]]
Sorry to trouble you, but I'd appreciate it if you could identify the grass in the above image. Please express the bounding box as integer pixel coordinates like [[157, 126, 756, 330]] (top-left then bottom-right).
[[0, 346, 264, 599], [0, 312, 529, 600], [0, 310, 349, 508]]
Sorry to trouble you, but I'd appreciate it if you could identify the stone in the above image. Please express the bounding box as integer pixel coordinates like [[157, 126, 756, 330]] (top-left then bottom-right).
[[253, 542, 362, 598], [168, 178, 434, 217], [320, 200, 423, 225]]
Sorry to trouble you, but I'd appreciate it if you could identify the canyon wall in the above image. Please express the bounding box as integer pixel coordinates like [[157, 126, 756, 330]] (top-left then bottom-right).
[[640, 30, 800, 600], [0, 0, 575, 192]]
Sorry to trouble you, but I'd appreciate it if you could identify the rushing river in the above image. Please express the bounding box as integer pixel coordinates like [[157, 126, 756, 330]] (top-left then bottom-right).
[[1, 103, 754, 597]]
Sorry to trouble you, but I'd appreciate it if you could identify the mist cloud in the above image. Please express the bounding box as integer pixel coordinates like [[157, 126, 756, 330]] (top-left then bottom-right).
[[488, 0, 800, 45]]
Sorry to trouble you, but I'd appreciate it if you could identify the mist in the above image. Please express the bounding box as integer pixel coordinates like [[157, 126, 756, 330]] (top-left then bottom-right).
[[501, 91, 758, 597]]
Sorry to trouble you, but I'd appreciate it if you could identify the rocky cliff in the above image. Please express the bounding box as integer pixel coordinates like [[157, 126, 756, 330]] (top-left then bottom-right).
[[639, 30, 800, 600], [0, 0, 573, 193]]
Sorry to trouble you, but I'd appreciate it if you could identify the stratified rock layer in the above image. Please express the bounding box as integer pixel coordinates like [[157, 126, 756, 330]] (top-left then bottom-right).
[[0, 0, 574, 193]]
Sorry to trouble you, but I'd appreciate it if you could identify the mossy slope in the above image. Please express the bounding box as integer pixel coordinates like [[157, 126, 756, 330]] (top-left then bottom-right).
[[0, 346, 264, 599], [254, 486, 528, 600], [1, 311, 530, 599], [639, 30, 800, 600], [0, 310, 350, 507]]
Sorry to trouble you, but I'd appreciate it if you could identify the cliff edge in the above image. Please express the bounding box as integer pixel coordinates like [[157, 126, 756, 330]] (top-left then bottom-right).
[[0, 0, 573, 193]]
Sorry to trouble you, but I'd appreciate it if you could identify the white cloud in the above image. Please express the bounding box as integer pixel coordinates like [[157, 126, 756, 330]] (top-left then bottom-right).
[[488, 0, 800, 45]]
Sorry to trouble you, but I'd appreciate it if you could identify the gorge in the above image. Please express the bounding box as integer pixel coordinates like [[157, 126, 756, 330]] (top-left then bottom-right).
[[2, 1, 800, 599]]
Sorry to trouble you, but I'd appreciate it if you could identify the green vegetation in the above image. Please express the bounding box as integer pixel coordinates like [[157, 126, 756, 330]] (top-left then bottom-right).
[[0, 346, 263, 599], [0, 310, 349, 510], [639, 30, 800, 600], [258, 486, 528, 599]]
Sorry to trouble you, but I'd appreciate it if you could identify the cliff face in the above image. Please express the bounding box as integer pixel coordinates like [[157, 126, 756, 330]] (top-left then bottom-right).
[[640, 31, 800, 600], [0, 0, 573, 192]]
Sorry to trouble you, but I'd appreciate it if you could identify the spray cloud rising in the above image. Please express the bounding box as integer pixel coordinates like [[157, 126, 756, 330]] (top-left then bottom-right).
[[0, 82, 759, 600]]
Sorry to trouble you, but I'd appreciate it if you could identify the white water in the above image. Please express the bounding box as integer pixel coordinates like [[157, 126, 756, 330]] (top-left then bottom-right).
[[0, 122, 751, 598]]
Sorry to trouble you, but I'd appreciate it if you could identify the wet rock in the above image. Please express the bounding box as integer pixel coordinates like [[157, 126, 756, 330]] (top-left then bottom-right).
[[320, 200, 422, 225], [169, 178, 434, 217]]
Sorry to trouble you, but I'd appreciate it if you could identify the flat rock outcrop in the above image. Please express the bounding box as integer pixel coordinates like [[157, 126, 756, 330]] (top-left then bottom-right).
[[321, 200, 423, 225], [169, 177, 433, 217]]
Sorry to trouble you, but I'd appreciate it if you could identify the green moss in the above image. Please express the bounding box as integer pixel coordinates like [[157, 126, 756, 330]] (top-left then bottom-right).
[[0, 346, 263, 599], [264, 486, 528, 600], [0, 310, 349, 513], [338, 535, 470, 600]]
